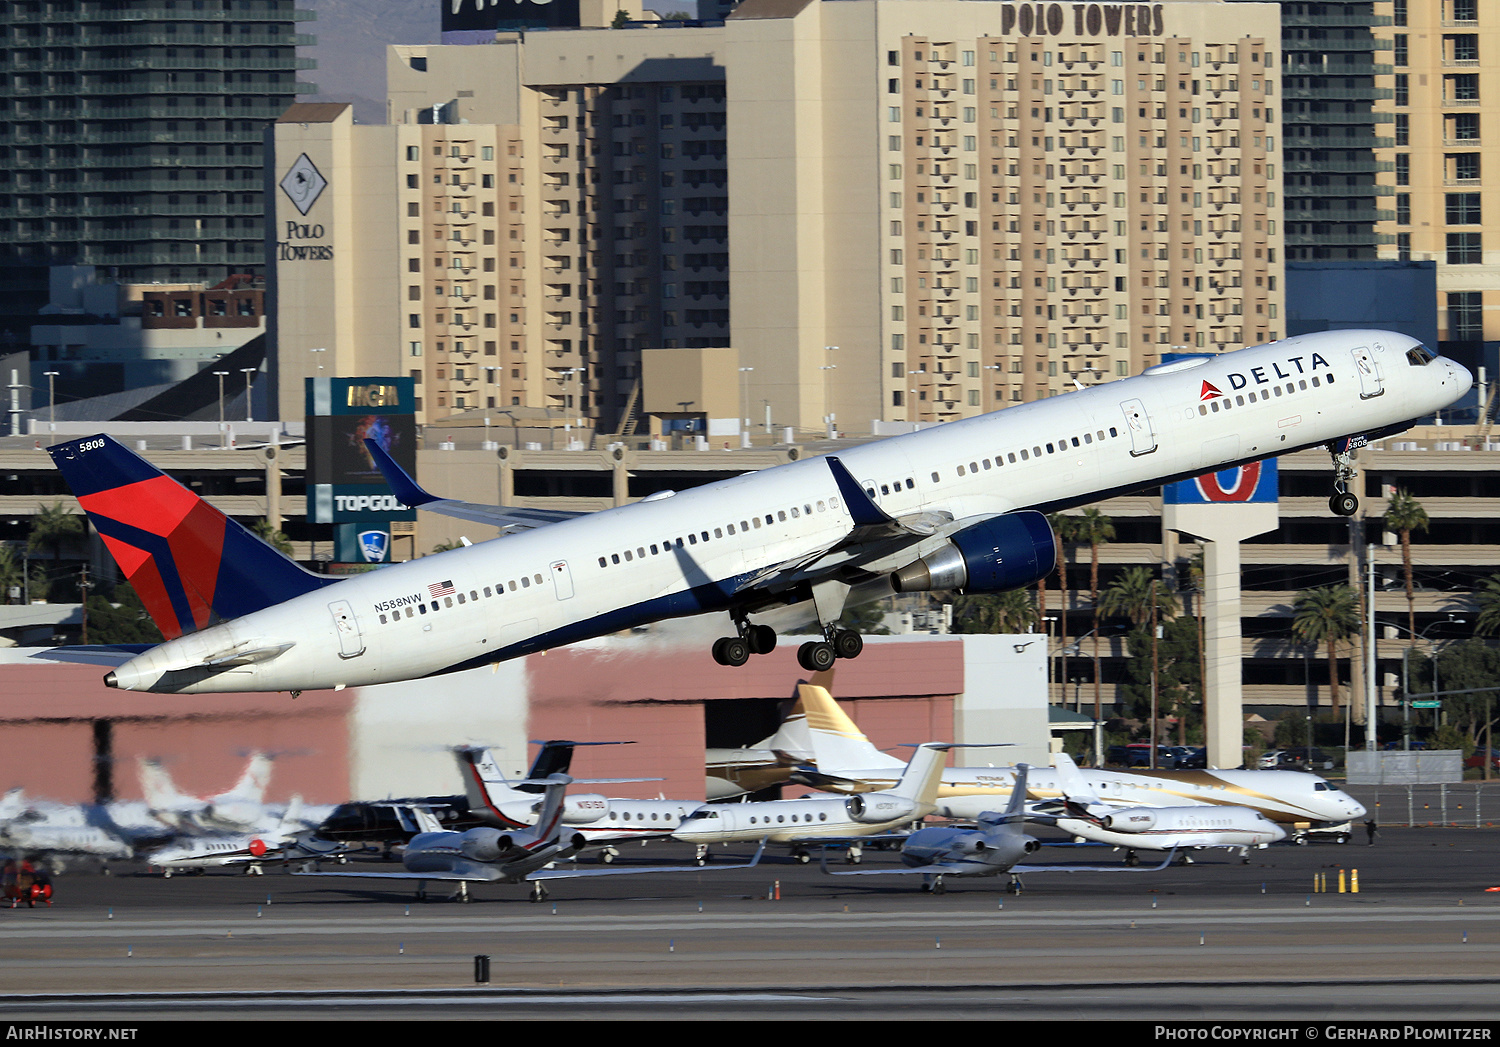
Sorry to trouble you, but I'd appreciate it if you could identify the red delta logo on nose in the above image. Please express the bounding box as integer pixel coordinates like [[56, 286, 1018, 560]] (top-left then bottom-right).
[[1199, 380, 1224, 401]]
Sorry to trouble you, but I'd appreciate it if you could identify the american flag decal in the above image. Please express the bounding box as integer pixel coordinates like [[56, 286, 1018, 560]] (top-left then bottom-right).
[[429, 580, 455, 598]]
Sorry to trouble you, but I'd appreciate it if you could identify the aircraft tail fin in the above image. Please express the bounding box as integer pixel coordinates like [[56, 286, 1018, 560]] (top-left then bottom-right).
[[454, 747, 532, 828], [137, 757, 194, 813], [225, 752, 273, 805], [1052, 752, 1102, 806], [796, 684, 907, 771], [891, 743, 951, 808], [46, 435, 333, 640], [520, 741, 576, 793], [527, 774, 572, 846]]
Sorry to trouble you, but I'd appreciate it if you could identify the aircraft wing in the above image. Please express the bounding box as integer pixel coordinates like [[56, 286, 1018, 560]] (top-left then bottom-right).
[[363, 438, 583, 532], [293, 869, 502, 883], [530, 840, 766, 880]]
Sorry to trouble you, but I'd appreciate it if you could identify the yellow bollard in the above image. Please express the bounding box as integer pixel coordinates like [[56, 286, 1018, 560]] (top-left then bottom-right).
[[1351, 869, 1359, 893], [1338, 869, 1346, 893]]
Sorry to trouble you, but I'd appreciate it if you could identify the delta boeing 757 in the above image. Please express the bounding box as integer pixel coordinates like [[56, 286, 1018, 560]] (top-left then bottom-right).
[[47, 330, 1468, 695]]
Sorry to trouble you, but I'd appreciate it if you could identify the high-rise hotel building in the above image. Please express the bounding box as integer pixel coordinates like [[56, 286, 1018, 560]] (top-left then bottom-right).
[[270, 0, 1282, 433], [1373, 0, 1499, 357]]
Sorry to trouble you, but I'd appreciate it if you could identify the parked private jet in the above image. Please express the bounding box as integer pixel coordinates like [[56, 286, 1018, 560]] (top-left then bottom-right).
[[47, 331, 1466, 694]]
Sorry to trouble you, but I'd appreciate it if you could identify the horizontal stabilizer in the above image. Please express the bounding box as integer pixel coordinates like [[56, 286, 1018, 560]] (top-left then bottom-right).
[[363, 438, 583, 532]]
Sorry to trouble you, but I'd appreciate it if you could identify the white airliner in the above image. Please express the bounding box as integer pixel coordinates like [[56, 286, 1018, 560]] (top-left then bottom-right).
[[1031, 754, 1286, 863], [48, 331, 1468, 695], [780, 683, 1366, 828]]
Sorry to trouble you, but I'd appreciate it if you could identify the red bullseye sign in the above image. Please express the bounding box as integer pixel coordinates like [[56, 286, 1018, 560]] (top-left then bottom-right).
[[1195, 462, 1263, 503], [248, 838, 268, 858]]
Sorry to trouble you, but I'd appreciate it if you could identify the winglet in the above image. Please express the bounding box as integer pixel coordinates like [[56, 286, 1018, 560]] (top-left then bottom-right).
[[363, 437, 434, 508], [825, 456, 895, 527]]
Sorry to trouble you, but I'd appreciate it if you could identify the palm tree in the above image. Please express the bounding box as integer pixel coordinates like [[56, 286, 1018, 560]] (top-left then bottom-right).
[[1475, 574, 1500, 638], [952, 589, 1039, 634], [0, 543, 21, 604], [28, 502, 82, 567], [1075, 507, 1116, 716], [250, 519, 293, 557], [1100, 566, 1178, 628], [1383, 489, 1429, 644], [1292, 585, 1360, 717]]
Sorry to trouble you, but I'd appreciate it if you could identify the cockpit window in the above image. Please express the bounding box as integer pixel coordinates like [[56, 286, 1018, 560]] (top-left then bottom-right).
[[1407, 343, 1435, 367]]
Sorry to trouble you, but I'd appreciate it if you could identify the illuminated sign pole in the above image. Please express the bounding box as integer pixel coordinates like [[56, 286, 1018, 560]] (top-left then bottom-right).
[[1162, 459, 1279, 771], [306, 376, 417, 567]]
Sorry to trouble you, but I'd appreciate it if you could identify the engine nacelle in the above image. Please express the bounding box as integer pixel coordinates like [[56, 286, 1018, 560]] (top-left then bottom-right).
[[1100, 807, 1158, 833], [560, 795, 611, 824], [459, 827, 513, 862], [890, 511, 1056, 594], [845, 794, 920, 824]]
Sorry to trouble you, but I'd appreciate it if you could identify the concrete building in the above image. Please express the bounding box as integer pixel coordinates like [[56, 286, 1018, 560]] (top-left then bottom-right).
[[0, 0, 316, 324], [271, 0, 1282, 439], [28, 267, 265, 405]]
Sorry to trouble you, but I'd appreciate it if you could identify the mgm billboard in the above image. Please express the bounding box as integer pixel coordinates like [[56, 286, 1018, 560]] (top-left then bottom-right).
[[306, 378, 417, 556]]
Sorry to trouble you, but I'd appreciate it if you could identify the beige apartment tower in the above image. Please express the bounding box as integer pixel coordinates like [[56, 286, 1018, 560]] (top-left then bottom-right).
[[272, 1, 1283, 436]]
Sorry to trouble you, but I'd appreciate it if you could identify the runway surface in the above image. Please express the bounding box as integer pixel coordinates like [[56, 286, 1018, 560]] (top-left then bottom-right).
[[5, 828, 1500, 1019]]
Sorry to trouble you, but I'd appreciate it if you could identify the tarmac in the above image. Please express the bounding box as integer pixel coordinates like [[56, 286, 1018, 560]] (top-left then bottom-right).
[[3, 827, 1500, 1019]]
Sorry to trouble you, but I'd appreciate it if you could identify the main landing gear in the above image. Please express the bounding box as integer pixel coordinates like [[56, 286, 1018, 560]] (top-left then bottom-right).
[[710, 618, 778, 667], [795, 628, 863, 672], [1327, 439, 1360, 517]]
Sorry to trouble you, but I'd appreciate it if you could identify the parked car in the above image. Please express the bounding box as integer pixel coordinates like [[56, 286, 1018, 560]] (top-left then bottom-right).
[[1261, 747, 1335, 771], [1464, 748, 1500, 771]]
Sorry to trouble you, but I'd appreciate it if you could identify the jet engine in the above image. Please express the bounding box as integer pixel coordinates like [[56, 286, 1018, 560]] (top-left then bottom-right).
[[459, 828, 514, 861], [845, 794, 919, 824], [890, 511, 1056, 594], [1099, 808, 1158, 832]]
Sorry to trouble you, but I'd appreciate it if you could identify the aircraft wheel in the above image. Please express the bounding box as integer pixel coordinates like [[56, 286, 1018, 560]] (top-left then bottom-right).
[[1124, 851, 1140, 867], [794, 850, 812, 865], [932, 877, 946, 895], [832, 629, 864, 660], [530, 882, 549, 903], [797, 641, 837, 672], [919, 880, 933, 894], [746, 624, 777, 655], [1294, 835, 1308, 846], [1329, 492, 1359, 517], [712, 636, 750, 667]]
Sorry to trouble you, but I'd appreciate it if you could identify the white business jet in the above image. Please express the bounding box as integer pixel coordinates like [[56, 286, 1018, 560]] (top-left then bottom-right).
[[48, 332, 1467, 694], [781, 683, 1366, 828], [1029, 753, 1287, 864]]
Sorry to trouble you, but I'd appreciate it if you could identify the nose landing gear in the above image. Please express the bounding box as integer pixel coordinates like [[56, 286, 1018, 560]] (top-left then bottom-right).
[[1326, 438, 1361, 517]]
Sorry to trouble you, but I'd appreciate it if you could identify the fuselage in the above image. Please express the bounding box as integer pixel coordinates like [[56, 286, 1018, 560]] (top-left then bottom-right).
[[1051, 805, 1287, 850], [673, 793, 924, 844], [103, 330, 1470, 694], [823, 765, 1366, 827]]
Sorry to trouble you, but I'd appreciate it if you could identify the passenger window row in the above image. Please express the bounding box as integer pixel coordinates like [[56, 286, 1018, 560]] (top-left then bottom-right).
[[596, 496, 842, 569], [377, 571, 547, 624], [948, 425, 1123, 479]]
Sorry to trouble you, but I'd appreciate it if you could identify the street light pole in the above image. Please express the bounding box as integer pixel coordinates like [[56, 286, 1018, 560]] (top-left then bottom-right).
[[43, 371, 58, 433], [213, 371, 229, 449], [240, 367, 257, 423]]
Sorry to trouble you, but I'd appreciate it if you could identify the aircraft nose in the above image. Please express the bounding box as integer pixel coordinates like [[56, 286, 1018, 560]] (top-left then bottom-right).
[[1346, 797, 1367, 820], [1446, 357, 1475, 389]]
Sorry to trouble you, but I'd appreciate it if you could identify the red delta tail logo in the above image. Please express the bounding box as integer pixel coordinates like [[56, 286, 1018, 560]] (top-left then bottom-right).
[[1199, 380, 1224, 401], [80, 475, 228, 640]]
